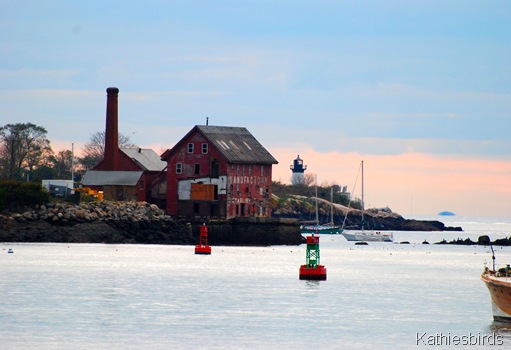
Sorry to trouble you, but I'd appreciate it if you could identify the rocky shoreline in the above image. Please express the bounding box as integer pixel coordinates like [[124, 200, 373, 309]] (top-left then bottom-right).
[[0, 201, 304, 246], [272, 196, 463, 232], [1, 199, 463, 246], [0, 201, 194, 245], [435, 235, 511, 246]]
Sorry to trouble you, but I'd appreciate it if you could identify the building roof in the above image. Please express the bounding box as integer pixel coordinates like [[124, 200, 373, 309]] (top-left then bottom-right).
[[162, 125, 278, 164], [121, 148, 166, 171], [81, 170, 144, 186]]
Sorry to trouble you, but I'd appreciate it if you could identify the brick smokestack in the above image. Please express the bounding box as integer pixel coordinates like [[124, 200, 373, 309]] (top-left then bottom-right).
[[104, 87, 119, 170]]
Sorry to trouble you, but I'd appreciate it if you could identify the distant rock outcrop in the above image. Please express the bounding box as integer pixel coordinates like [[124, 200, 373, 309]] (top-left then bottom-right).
[[435, 235, 511, 246], [438, 211, 456, 216], [272, 195, 462, 231]]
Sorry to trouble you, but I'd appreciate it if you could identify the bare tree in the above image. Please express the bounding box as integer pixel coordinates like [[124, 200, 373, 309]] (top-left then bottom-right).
[[303, 172, 316, 188], [0, 123, 52, 180], [80, 131, 137, 169], [53, 149, 74, 179]]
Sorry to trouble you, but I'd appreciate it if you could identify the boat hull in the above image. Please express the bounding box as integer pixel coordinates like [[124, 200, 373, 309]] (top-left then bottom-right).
[[300, 226, 343, 235], [481, 272, 511, 322], [341, 231, 393, 242]]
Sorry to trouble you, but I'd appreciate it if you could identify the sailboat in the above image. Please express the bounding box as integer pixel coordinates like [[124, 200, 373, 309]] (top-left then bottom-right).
[[301, 183, 343, 235], [341, 161, 393, 242]]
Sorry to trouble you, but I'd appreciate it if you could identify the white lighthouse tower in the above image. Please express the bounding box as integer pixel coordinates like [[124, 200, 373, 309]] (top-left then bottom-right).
[[290, 155, 307, 185]]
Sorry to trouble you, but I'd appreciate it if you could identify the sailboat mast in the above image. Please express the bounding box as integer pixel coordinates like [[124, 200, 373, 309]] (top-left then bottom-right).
[[330, 187, 334, 225], [315, 176, 319, 225], [361, 160, 364, 230]]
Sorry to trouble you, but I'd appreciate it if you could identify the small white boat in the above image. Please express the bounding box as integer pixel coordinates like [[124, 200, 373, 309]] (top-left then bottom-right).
[[341, 230, 393, 242], [341, 161, 393, 243], [7, 248, 13, 254]]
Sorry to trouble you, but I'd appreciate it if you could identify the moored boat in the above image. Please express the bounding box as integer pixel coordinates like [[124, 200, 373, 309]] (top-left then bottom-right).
[[481, 264, 511, 322], [301, 224, 343, 235], [341, 230, 393, 242], [300, 181, 343, 235], [341, 160, 393, 243]]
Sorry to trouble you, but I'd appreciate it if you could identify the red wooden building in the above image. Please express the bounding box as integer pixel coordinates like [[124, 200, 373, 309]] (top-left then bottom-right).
[[161, 125, 278, 219]]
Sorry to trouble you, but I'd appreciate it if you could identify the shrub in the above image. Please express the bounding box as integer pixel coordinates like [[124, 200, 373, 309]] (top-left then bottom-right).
[[0, 180, 51, 212]]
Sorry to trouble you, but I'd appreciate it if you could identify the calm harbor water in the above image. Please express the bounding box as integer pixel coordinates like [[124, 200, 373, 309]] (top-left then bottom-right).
[[2, 216, 511, 349]]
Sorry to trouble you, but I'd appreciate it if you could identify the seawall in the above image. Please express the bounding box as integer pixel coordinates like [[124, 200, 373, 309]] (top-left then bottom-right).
[[188, 217, 305, 246]]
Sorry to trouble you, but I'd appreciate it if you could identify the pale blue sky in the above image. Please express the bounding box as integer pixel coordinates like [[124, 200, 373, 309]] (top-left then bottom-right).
[[1, 1, 510, 216]]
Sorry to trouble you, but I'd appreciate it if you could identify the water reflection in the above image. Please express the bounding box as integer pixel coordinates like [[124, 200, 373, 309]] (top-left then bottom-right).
[[486, 321, 511, 346], [304, 280, 321, 288], [490, 321, 511, 335]]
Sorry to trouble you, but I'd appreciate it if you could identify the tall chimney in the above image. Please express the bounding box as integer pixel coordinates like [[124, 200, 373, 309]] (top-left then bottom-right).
[[104, 87, 119, 170]]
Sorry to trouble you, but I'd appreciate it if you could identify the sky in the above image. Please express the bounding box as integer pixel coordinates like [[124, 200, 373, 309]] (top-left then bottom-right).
[[1, 1, 510, 218]]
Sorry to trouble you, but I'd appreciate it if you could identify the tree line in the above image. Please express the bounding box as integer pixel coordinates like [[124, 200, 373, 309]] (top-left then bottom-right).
[[0, 122, 136, 182]]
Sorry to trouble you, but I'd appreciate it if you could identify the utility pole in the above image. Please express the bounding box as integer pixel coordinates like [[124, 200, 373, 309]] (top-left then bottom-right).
[[71, 143, 75, 183]]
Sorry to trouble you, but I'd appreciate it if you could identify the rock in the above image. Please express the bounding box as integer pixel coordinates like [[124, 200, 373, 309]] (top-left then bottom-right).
[[435, 237, 478, 246], [478, 235, 491, 245], [493, 237, 511, 246]]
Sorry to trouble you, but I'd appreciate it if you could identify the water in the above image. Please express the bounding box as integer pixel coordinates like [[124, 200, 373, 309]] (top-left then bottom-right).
[[2, 216, 511, 349]]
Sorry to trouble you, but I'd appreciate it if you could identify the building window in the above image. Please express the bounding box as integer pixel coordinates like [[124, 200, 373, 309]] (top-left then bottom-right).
[[237, 165, 240, 175], [248, 165, 252, 175], [188, 143, 194, 153], [194, 164, 200, 175], [193, 203, 200, 214], [202, 143, 208, 154], [260, 165, 264, 176], [176, 163, 182, 174]]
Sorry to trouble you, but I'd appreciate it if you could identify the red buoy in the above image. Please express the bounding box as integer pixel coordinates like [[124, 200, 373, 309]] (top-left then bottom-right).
[[299, 234, 326, 280], [195, 224, 212, 255]]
